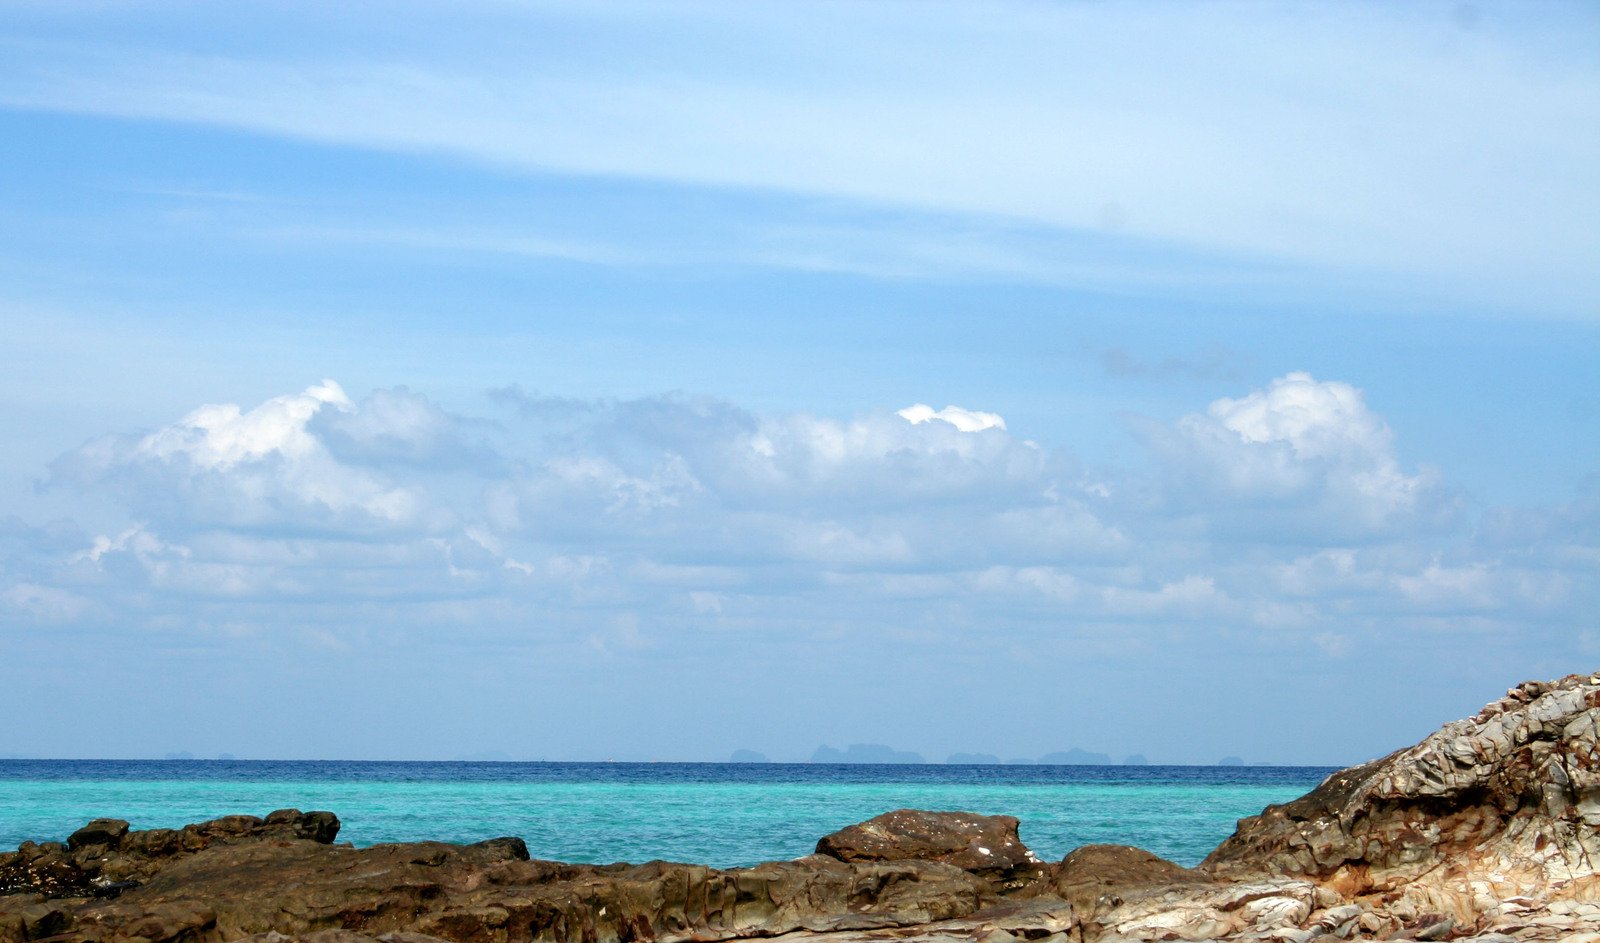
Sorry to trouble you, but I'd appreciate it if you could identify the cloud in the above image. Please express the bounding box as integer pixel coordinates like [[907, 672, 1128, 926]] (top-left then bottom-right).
[[897, 404, 1007, 433], [49, 381, 440, 533], [135, 379, 352, 470], [3, 582, 90, 622], [0, 2, 1592, 314], [1141, 372, 1446, 539], [311, 386, 499, 471], [482, 396, 1097, 572], [7, 373, 1586, 671]]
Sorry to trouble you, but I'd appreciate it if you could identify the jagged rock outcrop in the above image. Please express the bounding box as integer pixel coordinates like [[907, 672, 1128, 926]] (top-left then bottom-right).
[[1204, 673, 1600, 884], [1194, 671, 1600, 940], [2, 670, 1596, 942], [1078, 671, 1600, 941]]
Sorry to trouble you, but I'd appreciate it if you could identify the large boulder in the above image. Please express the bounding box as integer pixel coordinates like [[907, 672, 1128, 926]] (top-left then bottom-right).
[[66, 821, 129, 853], [1051, 843, 1210, 915], [815, 809, 1040, 876]]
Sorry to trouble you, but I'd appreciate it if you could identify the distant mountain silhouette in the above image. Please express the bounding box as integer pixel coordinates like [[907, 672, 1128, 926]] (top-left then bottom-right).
[[945, 752, 1002, 764], [1038, 748, 1114, 765], [810, 743, 924, 764], [1123, 754, 1149, 765], [729, 749, 769, 763], [1217, 755, 1245, 766]]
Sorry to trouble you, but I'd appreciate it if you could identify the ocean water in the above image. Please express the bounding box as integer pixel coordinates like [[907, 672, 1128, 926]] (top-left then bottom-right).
[[0, 761, 1334, 868]]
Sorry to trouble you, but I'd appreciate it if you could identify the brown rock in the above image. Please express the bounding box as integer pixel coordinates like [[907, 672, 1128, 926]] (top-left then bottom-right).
[[0, 848, 90, 898], [17, 904, 70, 941], [1051, 844, 1210, 915], [0, 818, 992, 943], [815, 810, 1039, 875], [66, 820, 129, 852]]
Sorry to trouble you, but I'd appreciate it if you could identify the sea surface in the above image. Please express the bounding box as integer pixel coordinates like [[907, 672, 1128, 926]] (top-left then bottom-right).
[[0, 760, 1334, 868]]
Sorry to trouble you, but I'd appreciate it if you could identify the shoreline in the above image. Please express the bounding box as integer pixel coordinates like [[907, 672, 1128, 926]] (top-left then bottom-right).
[[0, 763, 1329, 869], [3, 671, 1596, 942]]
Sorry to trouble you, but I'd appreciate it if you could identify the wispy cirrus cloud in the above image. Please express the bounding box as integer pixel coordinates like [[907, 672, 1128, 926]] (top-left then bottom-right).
[[1, 2, 1594, 314]]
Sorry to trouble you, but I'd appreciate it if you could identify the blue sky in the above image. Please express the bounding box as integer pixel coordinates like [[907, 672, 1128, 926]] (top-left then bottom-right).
[[1, 1, 1596, 764]]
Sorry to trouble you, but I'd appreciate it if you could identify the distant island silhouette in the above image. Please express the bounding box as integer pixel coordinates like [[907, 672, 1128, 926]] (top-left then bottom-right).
[[794, 745, 1176, 765], [810, 744, 924, 764], [945, 752, 1001, 765]]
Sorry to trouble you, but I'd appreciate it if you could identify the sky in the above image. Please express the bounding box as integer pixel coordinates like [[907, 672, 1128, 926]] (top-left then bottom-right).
[[1, 1, 1596, 765]]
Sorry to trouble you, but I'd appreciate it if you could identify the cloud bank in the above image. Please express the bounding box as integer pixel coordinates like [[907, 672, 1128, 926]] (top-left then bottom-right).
[[5, 371, 1595, 763], [11, 373, 1586, 660]]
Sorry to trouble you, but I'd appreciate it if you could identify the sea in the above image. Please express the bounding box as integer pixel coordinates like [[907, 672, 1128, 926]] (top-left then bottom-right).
[[0, 760, 1335, 869]]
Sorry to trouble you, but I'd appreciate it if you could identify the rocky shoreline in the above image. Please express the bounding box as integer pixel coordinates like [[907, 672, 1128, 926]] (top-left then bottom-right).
[[3, 672, 1597, 943]]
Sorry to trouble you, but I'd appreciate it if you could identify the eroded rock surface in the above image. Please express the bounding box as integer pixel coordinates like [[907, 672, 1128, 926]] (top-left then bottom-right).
[[1198, 671, 1600, 939], [2, 670, 1596, 942]]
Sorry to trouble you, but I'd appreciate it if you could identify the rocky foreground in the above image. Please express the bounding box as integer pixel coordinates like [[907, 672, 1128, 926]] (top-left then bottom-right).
[[4, 673, 1598, 943]]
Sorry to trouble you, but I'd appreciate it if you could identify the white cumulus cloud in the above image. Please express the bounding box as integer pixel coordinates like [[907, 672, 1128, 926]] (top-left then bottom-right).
[[11, 375, 1587, 671], [897, 404, 1007, 433], [51, 382, 438, 532], [1146, 371, 1444, 538]]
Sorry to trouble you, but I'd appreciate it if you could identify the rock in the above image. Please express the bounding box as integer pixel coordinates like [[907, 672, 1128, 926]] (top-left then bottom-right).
[[815, 809, 1039, 876], [1051, 844, 1210, 916], [120, 828, 182, 858], [1298, 902, 1361, 938], [465, 836, 528, 861], [265, 809, 341, 844], [91, 880, 140, 900], [1406, 912, 1456, 940], [18, 904, 70, 941], [66, 819, 129, 852], [0, 847, 90, 898], [0, 816, 991, 943], [1203, 670, 1600, 902], [1, 811, 342, 900]]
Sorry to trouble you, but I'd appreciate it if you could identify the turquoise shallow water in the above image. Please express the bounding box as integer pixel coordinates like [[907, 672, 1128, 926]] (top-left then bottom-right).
[[0, 761, 1334, 868]]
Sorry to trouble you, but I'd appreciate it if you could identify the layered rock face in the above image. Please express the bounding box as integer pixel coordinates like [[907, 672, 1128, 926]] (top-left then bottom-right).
[[1196, 671, 1600, 939], [1072, 672, 1600, 941], [2, 671, 1596, 943]]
